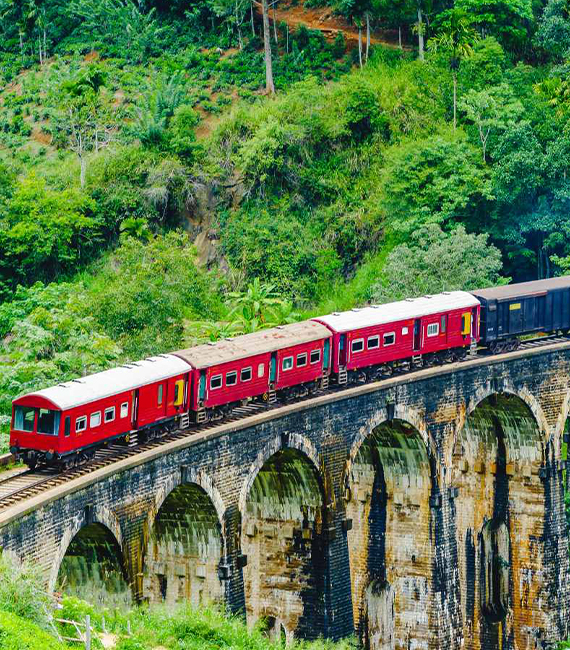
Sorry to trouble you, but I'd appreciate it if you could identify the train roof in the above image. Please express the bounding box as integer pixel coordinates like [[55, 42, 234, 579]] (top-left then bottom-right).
[[14, 355, 191, 411], [470, 276, 570, 301], [174, 321, 331, 369], [313, 291, 479, 333]]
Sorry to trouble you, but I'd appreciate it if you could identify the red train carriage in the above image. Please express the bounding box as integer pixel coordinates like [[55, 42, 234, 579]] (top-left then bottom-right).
[[173, 321, 332, 422], [10, 355, 191, 469], [313, 291, 480, 383]]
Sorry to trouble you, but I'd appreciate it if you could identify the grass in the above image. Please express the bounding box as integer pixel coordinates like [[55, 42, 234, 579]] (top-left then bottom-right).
[[59, 598, 358, 650]]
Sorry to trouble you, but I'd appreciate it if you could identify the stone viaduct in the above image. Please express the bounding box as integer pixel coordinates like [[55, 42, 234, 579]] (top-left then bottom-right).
[[0, 342, 569, 650]]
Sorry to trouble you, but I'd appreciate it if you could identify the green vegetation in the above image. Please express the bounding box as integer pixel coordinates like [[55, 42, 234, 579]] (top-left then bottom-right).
[[1, 0, 570, 452]]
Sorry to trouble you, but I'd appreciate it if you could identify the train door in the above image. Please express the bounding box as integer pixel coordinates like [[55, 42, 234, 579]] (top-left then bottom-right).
[[323, 339, 330, 371], [132, 389, 139, 429], [157, 382, 167, 416], [270, 353, 277, 385], [471, 307, 478, 340], [198, 371, 206, 405], [339, 334, 347, 366], [508, 301, 523, 334], [413, 319, 421, 351]]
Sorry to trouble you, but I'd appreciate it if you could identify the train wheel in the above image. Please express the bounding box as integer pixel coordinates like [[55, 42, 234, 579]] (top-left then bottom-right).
[[27, 457, 37, 471]]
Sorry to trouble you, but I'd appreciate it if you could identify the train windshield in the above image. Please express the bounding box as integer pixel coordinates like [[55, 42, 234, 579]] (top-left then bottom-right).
[[13, 406, 36, 432], [37, 409, 60, 435]]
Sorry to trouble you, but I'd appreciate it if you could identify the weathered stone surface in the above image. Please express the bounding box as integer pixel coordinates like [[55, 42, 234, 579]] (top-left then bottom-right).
[[0, 344, 569, 649]]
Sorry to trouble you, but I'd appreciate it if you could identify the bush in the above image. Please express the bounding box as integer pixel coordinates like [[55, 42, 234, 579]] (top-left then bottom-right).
[[0, 611, 64, 650], [0, 555, 52, 628]]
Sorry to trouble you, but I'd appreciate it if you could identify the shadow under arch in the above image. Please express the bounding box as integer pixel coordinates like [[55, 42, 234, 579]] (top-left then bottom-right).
[[345, 418, 433, 650], [452, 391, 546, 650], [241, 444, 327, 642], [54, 519, 129, 608], [143, 478, 225, 607]]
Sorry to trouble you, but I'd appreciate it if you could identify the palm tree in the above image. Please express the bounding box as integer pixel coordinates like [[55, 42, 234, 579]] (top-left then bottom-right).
[[429, 9, 478, 130]]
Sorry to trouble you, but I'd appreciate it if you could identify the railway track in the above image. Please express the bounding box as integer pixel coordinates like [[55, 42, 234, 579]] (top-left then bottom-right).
[[1, 332, 568, 513]]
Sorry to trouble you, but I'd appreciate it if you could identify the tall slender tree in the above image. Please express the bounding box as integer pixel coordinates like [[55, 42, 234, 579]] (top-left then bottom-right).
[[429, 8, 478, 129]]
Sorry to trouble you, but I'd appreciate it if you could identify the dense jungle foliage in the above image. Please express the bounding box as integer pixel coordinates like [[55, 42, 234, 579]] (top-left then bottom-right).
[[2, 0, 570, 446]]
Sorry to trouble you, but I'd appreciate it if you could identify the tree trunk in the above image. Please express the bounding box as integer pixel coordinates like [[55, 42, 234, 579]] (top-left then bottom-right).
[[80, 155, 87, 189], [251, 2, 255, 36], [453, 70, 457, 130], [262, 0, 275, 93], [272, 2, 278, 44], [399, 25, 402, 49], [358, 25, 362, 68], [365, 12, 370, 62], [417, 4, 424, 61]]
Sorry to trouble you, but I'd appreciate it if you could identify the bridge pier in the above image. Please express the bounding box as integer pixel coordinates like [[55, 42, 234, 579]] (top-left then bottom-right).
[[0, 344, 569, 649]]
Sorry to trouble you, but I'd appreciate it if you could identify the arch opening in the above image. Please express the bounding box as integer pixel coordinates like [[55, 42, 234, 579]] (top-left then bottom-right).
[[241, 448, 326, 640], [143, 482, 223, 606], [453, 392, 545, 650], [346, 419, 432, 650], [56, 523, 130, 608]]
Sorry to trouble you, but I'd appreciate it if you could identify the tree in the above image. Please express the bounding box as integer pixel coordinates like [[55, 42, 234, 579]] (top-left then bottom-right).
[[55, 65, 116, 187], [380, 134, 493, 237], [373, 224, 506, 303], [0, 175, 98, 286], [260, 0, 275, 93], [459, 83, 523, 161], [430, 9, 478, 129], [534, 0, 570, 61], [454, 0, 533, 54]]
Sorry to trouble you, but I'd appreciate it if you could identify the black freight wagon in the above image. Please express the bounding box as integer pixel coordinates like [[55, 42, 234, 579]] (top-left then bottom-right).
[[470, 276, 570, 352]]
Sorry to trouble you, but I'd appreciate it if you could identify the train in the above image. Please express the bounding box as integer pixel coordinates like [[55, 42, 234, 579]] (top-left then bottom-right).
[[9, 276, 570, 470]]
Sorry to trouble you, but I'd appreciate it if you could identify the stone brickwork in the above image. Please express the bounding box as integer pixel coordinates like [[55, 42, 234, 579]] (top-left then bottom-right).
[[0, 343, 570, 649]]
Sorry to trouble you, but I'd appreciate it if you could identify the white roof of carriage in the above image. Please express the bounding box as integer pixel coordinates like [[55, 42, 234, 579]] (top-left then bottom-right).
[[16, 354, 191, 411], [313, 291, 480, 333]]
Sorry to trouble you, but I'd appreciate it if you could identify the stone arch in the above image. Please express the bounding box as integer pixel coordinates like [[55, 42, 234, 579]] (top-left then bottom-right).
[[150, 467, 227, 537], [240, 444, 327, 640], [51, 508, 129, 607], [238, 433, 323, 515], [452, 391, 547, 650], [48, 506, 124, 593], [347, 404, 436, 479], [345, 417, 433, 650], [143, 472, 225, 607]]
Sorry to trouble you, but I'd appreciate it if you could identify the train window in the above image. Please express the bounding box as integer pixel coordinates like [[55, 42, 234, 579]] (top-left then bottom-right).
[[427, 323, 439, 337], [104, 407, 115, 423], [38, 409, 59, 436], [441, 315, 447, 333], [210, 374, 222, 390], [367, 335, 380, 350], [120, 402, 129, 418], [14, 406, 36, 432], [258, 363, 265, 378], [241, 367, 252, 382], [282, 356, 294, 371], [64, 416, 71, 437], [75, 416, 87, 433], [383, 332, 396, 346], [226, 371, 238, 386], [310, 349, 321, 364], [90, 411, 101, 428], [157, 384, 163, 406], [402, 327, 409, 335], [351, 339, 364, 353], [297, 353, 308, 367]]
